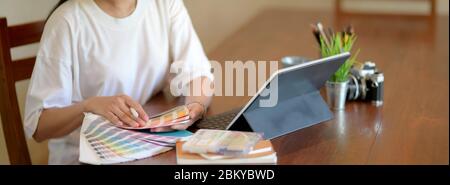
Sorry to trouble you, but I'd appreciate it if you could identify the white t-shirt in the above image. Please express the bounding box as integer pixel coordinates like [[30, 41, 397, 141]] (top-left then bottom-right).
[[24, 0, 213, 164]]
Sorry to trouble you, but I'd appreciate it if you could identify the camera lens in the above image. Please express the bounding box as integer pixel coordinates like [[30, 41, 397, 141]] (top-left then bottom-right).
[[347, 75, 360, 100]]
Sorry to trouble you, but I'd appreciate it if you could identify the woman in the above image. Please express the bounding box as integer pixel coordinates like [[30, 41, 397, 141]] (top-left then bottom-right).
[[24, 0, 214, 164]]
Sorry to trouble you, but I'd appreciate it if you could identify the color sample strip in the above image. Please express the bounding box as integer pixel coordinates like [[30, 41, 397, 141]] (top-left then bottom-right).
[[118, 105, 190, 130]]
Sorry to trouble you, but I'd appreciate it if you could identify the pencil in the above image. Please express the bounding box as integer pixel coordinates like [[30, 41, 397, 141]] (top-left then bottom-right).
[[317, 22, 330, 47], [311, 24, 321, 45]]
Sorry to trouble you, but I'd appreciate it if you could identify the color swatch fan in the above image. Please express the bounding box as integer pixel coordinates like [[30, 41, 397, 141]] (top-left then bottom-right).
[[79, 113, 191, 165]]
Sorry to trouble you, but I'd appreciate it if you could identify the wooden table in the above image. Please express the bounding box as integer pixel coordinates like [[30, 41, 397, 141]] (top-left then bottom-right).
[[127, 9, 449, 165]]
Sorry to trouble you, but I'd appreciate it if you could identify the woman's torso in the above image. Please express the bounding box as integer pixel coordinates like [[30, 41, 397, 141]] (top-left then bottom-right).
[[45, 0, 173, 164]]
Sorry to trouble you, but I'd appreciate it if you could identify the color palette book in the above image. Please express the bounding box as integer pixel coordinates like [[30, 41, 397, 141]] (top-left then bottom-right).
[[79, 113, 192, 165], [182, 129, 263, 156], [117, 105, 191, 130], [176, 140, 277, 165]]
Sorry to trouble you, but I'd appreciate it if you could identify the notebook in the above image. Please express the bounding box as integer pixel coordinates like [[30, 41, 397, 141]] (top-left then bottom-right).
[[79, 113, 192, 165], [176, 140, 277, 165], [182, 129, 263, 156]]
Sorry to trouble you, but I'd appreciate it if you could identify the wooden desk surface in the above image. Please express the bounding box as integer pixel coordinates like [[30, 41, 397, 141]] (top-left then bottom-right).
[[127, 9, 449, 165]]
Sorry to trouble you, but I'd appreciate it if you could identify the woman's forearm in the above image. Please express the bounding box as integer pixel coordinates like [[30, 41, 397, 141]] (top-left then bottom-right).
[[185, 77, 214, 108], [34, 94, 149, 142], [33, 77, 214, 142], [33, 101, 87, 142]]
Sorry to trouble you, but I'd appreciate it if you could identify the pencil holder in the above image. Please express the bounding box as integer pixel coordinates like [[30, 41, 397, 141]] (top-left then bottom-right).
[[326, 80, 349, 110], [314, 24, 359, 111]]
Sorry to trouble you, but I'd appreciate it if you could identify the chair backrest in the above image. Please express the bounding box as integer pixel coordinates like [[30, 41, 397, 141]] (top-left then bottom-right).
[[335, 0, 437, 19], [334, 0, 437, 43], [0, 17, 45, 165]]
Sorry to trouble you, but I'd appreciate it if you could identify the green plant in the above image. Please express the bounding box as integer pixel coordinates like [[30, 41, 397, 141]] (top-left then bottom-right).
[[320, 33, 359, 83]]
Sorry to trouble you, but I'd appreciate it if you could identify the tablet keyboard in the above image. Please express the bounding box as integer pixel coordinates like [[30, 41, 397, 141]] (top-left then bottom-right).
[[195, 108, 242, 130]]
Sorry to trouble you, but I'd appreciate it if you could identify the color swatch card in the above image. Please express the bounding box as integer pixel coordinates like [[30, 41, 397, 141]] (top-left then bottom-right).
[[79, 113, 192, 165], [177, 140, 277, 165], [182, 129, 263, 157], [117, 105, 191, 130]]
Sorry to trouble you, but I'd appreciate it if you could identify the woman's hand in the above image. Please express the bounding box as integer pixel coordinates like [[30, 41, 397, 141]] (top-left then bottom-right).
[[150, 102, 205, 132], [83, 94, 149, 128]]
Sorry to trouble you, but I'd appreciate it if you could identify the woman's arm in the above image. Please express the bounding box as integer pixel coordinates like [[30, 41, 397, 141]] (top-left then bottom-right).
[[34, 102, 85, 142], [184, 76, 214, 109], [35, 75, 213, 140], [150, 1, 214, 132], [33, 95, 149, 142]]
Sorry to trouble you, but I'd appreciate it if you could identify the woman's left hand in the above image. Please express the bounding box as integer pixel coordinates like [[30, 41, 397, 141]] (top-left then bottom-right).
[[150, 102, 205, 132]]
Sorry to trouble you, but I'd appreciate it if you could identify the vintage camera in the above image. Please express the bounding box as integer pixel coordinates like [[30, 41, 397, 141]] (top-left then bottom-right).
[[347, 61, 384, 106]]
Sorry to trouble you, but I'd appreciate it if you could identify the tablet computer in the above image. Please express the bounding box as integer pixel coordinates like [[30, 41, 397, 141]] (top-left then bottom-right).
[[227, 52, 351, 139]]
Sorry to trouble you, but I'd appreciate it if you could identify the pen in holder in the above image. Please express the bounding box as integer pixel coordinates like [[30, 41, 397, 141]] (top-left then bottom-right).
[[311, 23, 360, 110]]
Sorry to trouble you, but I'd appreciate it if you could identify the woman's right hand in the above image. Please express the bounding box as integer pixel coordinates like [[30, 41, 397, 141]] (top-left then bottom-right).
[[83, 94, 149, 128]]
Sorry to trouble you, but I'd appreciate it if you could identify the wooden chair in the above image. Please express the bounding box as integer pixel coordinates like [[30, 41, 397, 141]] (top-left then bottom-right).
[[335, 0, 437, 19], [0, 17, 45, 165], [334, 0, 437, 43]]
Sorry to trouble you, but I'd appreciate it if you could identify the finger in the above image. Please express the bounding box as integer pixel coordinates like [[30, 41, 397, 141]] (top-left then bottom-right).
[[111, 106, 139, 127], [151, 127, 175, 133], [117, 103, 146, 127], [188, 109, 203, 122], [123, 96, 149, 121], [106, 112, 123, 126], [187, 103, 204, 120], [171, 120, 194, 130], [190, 111, 199, 121], [171, 125, 189, 130]]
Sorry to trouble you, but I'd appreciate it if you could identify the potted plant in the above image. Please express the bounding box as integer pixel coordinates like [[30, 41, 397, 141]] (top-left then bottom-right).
[[319, 28, 359, 110]]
